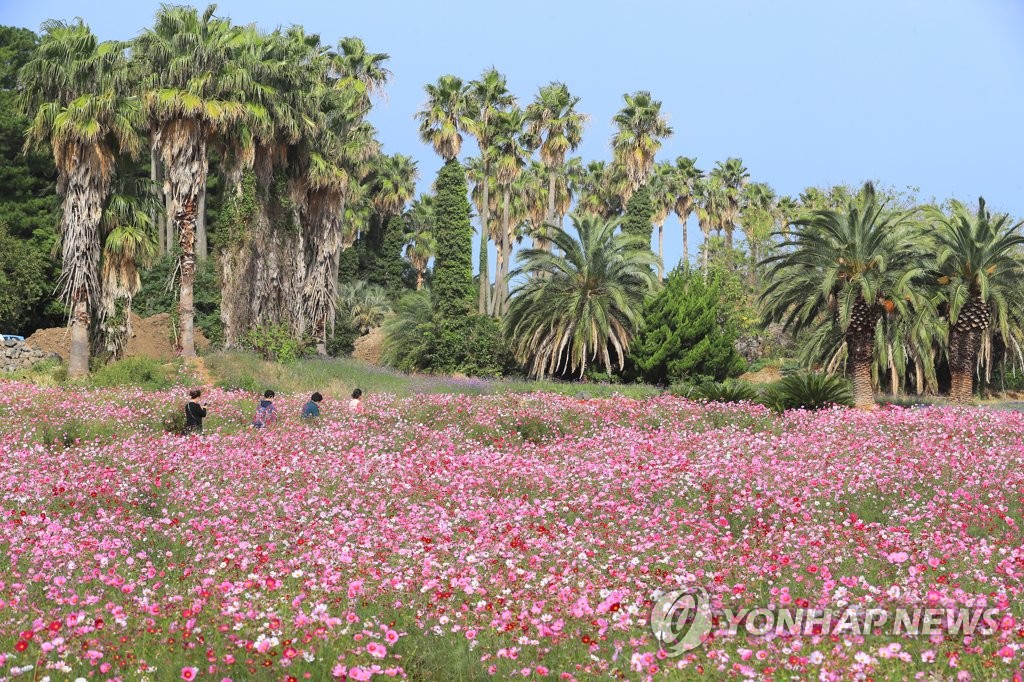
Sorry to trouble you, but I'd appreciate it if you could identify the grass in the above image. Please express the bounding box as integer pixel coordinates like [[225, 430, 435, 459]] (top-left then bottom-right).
[[202, 350, 663, 399]]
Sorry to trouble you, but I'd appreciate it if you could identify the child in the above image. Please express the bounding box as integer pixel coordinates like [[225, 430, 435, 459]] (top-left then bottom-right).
[[348, 388, 363, 413], [253, 390, 277, 429], [302, 392, 323, 419], [184, 388, 207, 435]]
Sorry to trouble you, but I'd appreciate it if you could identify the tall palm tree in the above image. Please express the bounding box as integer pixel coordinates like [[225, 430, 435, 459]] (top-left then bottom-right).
[[416, 75, 473, 162], [648, 161, 679, 280], [741, 181, 776, 278], [672, 157, 703, 266], [336, 36, 392, 108], [610, 90, 672, 197], [489, 107, 529, 316], [135, 4, 260, 358], [467, 68, 514, 313], [20, 19, 141, 377], [97, 188, 159, 359], [760, 182, 923, 408], [695, 175, 726, 272], [927, 198, 1024, 403], [710, 157, 749, 250], [404, 195, 435, 291], [505, 213, 658, 378], [371, 154, 418, 219], [524, 82, 587, 252]]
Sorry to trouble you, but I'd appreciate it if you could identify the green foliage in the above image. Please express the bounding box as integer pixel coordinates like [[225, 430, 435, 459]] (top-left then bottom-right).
[[622, 183, 653, 242], [0, 221, 50, 333], [431, 158, 474, 320], [760, 372, 854, 412], [629, 268, 745, 384], [89, 357, 175, 390], [693, 380, 758, 403], [216, 372, 260, 393], [161, 407, 187, 435], [368, 214, 411, 297], [383, 290, 514, 377], [218, 171, 258, 247], [136, 254, 223, 345], [242, 323, 308, 364]]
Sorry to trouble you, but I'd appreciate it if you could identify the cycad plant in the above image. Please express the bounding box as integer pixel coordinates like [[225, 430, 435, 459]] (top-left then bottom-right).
[[505, 213, 658, 378]]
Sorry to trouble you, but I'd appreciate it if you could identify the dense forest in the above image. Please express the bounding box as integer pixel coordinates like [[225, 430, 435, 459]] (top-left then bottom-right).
[[2, 8, 1022, 407]]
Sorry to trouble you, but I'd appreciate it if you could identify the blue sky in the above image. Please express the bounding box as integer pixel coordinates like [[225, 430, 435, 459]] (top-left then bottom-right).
[[5, 0, 1023, 272]]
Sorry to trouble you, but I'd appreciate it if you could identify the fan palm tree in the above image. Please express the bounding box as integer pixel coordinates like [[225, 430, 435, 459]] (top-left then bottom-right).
[[524, 82, 587, 252], [467, 68, 515, 313], [760, 182, 923, 408], [97, 187, 159, 359], [710, 158, 749, 250], [672, 157, 703, 266], [135, 4, 264, 358], [416, 75, 473, 162], [371, 153, 418, 219], [336, 36, 392, 108], [927, 198, 1024, 403], [695, 175, 726, 272], [404, 195, 436, 291], [610, 90, 673, 196], [505, 213, 658, 378], [337, 280, 392, 334], [648, 161, 679, 280], [20, 19, 142, 377], [489, 108, 529, 316], [741, 181, 776, 280]]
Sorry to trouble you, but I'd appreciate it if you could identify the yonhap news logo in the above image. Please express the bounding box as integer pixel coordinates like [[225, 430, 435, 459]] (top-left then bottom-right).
[[649, 588, 1009, 657]]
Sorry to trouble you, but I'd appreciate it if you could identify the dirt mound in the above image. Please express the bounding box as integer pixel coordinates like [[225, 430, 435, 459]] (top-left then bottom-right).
[[25, 312, 210, 361], [352, 326, 385, 365], [739, 364, 782, 384]]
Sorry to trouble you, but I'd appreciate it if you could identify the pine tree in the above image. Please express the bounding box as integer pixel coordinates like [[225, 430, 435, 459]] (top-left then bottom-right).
[[431, 158, 474, 320], [622, 183, 654, 244], [629, 268, 745, 384]]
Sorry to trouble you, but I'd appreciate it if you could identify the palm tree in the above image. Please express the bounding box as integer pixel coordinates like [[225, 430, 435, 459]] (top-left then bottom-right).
[[610, 90, 673, 197], [741, 181, 776, 279], [467, 68, 515, 313], [97, 188, 159, 359], [695, 175, 726, 272], [416, 75, 473, 162], [20, 19, 141, 377], [135, 4, 259, 358], [760, 183, 923, 408], [337, 280, 392, 334], [404, 195, 436, 291], [524, 82, 587, 252], [505, 213, 658, 378], [336, 36, 392, 108], [648, 161, 679, 280], [711, 158, 749, 250], [489, 108, 529, 316], [372, 154, 418, 219], [672, 157, 703, 266], [928, 198, 1024, 403]]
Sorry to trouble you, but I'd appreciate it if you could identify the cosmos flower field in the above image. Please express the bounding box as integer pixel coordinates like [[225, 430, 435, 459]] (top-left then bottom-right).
[[2, 383, 1024, 681]]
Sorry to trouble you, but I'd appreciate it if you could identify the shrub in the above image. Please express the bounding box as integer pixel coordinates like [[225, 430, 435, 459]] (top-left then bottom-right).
[[161, 407, 187, 435], [628, 268, 745, 385], [243, 324, 308, 364], [89, 357, 174, 389], [760, 372, 854, 412], [694, 380, 758, 403]]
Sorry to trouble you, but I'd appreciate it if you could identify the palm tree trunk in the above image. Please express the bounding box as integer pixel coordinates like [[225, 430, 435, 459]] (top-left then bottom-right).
[[152, 149, 164, 255], [657, 220, 664, 281], [68, 295, 90, 378], [196, 181, 207, 262], [915, 359, 924, 396], [416, 269, 424, 291], [681, 214, 688, 267], [949, 330, 980, 404], [177, 196, 198, 359], [499, 187, 512, 316], [546, 169, 557, 254], [478, 161, 490, 314], [847, 298, 879, 408]]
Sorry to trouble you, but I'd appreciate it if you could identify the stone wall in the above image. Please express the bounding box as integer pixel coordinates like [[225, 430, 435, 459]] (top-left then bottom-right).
[[2, 338, 58, 374]]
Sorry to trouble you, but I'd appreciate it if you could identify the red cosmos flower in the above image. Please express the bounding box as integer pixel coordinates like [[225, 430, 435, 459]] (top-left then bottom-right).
[[48, 621, 61, 632], [15, 640, 27, 652]]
